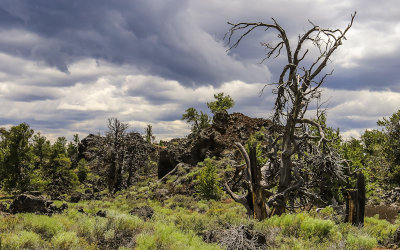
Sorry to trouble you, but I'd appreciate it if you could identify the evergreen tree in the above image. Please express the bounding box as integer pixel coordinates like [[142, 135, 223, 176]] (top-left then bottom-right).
[[377, 110, 400, 185], [181, 107, 211, 133], [44, 137, 78, 195], [0, 123, 34, 192], [67, 134, 80, 168], [32, 132, 51, 169], [207, 92, 235, 115]]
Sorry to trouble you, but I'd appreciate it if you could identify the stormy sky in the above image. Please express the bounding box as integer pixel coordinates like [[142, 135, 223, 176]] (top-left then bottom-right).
[[0, 0, 399, 141]]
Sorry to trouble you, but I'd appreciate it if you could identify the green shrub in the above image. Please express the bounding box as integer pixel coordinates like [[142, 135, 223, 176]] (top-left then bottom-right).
[[77, 158, 89, 182], [363, 216, 397, 244], [135, 222, 221, 250], [74, 214, 107, 242], [1, 230, 44, 249], [104, 229, 115, 241], [0, 215, 20, 232], [263, 213, 335, 241], [107, 210, 143, 233], [75, 215, 97, 239], [196, 158, 223, 200], [52, 231, 80, 249], [22, 214, 64, 239], [346, 233, 377, 250], [265, 213, 304, 236], [299, 217, 334, 240], [175, 211, 209, 233], [29, 169, 50, 192]]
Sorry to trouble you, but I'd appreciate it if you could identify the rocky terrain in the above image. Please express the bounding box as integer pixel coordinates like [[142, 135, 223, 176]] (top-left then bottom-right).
[[157, 112, 272, 178]]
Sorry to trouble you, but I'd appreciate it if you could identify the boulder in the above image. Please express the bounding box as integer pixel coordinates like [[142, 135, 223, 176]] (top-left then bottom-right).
[[70, 193, 82, 203], [78, 208, 88, 215], [9, 194, 67, 215], [96, 210, 107, 217], [200, 225, 267, 249]]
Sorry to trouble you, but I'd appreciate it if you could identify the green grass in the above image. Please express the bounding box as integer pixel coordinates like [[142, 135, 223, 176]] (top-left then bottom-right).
[[0, 186, 398, 249], [135, 222, 221, 250], [1, 230, 44, 249]]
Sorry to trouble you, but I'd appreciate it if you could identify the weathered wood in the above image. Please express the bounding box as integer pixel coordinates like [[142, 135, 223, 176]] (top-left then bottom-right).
[[345, 189, 359, 225], [225, 13, 356, 220], [225, 143, 268, 220], [345, 173, 366, 226], [357, 173, 366, 226], [249, 144, 268, 220]]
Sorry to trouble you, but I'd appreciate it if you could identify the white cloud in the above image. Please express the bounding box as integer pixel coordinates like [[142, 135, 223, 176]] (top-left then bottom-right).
[[0, 56, 272, 140], [335, 22, 400, 69], [341, 129, 362, 140], [321, 88, 400, 138], [2, 54, 398, 141]]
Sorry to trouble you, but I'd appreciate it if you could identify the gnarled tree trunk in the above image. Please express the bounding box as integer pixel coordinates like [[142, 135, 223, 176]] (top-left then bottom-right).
[[224, 12, 356, 219]]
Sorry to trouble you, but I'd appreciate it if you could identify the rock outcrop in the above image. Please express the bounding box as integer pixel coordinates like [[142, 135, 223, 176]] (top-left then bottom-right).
[[10, 194, 67, 215], [158, 112, 272, 178]]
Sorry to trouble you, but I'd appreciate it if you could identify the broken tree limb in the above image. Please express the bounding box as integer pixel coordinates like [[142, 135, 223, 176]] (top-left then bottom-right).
[[157, 163, 180, 183], [224, 182, 252, 215]]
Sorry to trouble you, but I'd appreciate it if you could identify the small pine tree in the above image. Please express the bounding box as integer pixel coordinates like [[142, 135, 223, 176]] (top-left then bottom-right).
[[207, 92, 235, 115], [196, 158, 223, 200], [77, 158, 89, 183], [181, 107, 211, 133]]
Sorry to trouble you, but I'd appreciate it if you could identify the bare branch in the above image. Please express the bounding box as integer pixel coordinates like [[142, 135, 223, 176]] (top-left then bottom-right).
[[157, 163, 180, 183], [224, 182, 252, 215], [297, 118, 328, 146]]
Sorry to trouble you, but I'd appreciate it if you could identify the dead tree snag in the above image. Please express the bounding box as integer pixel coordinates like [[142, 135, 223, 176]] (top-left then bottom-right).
[[225, 12, 356, 219]]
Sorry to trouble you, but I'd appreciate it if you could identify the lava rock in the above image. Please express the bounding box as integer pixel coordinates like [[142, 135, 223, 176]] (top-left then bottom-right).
[[9, 194, 61, 215], [96, 210, 107, 217], [130, 205, 154, 220], [70, 193, 82, 203], [157, 112, 273, 179]]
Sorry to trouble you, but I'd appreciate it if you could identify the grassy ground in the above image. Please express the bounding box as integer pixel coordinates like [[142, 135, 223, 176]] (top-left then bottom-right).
[[0, 180, 399, 249]]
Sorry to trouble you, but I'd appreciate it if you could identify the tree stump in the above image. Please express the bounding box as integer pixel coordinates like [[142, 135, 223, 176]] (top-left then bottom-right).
[[345, 189, 359, 225], [357, 173, 366, 226], [345, 173, 366, 226]]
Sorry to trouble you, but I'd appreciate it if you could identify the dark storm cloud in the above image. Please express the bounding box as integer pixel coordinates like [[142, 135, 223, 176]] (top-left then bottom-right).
[[0, 117, 66, 130], [1, 0, 397, 91], [0, 0, 269, 86], [329, 54, 400, 91], [151, 112, 182, 122], [0, 6, 24, 26], [7, 92, 58, 102], [330, 117, 377, 131], [0, 109, 106, 139]]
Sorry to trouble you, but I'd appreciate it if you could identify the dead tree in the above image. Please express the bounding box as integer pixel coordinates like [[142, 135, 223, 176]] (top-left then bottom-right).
[[84, 118, 154, 193], [123, 132, 154, 186], [224, 12, 356, 219], [345, 172, 366, 226], [106, 118, 128, 193]]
